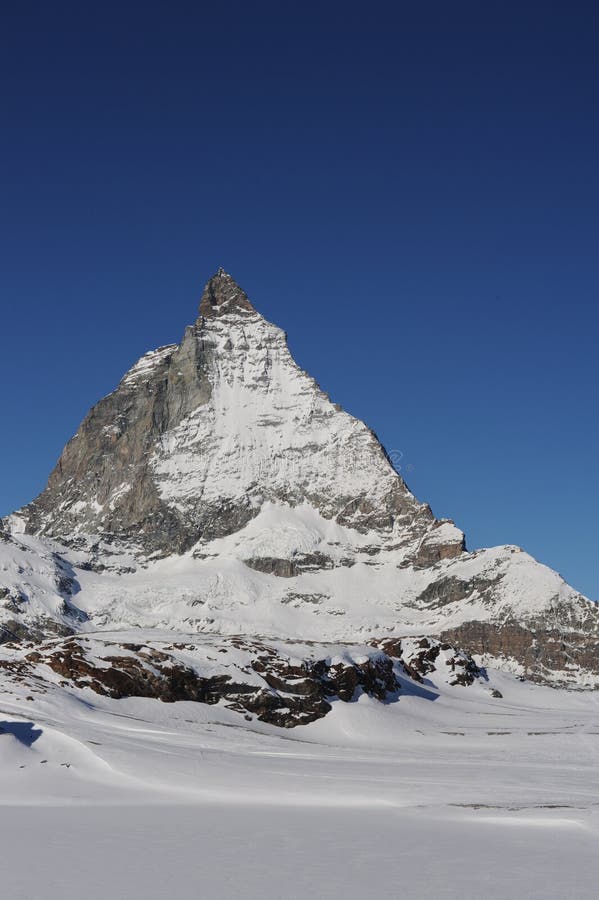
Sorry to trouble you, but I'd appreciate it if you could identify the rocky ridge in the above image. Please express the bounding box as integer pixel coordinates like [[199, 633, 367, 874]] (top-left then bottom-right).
[[0, 632, 487, 727]]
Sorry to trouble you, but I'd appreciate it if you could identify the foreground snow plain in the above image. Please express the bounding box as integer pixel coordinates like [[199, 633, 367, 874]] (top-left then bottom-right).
[[2, 662, 598, 899]]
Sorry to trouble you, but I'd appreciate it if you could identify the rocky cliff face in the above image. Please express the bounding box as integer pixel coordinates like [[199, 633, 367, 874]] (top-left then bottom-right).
[[1, 269, 597, 693]]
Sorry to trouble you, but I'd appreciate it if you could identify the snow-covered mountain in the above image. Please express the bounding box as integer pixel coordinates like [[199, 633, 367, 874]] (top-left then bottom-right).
[[16, 268, 440, 559], [1, 269, 597, 694]]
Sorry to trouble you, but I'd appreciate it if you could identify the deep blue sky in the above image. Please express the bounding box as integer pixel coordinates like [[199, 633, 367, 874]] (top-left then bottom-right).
[[1, 2, 597, 598]]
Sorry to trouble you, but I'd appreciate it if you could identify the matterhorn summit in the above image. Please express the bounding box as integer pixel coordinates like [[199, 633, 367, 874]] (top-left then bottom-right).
[[1, 270, 597, 709], [15, 268, 443, 564]]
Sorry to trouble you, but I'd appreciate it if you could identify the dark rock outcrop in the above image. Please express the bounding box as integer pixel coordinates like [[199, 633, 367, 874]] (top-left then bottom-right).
[[440, 619, 599, 687], [374, 636, 485, 687], [0, 634, 490, 727], [1, 636, 405, 727], [199, 268, 256, 317]]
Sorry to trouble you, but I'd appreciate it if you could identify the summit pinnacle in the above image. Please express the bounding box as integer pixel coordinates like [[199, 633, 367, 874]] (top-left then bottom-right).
[[199, 268, 255, 318]]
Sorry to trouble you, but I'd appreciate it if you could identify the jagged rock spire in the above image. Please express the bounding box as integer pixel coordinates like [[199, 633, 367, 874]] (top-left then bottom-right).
[[199, 268, 255, 317]]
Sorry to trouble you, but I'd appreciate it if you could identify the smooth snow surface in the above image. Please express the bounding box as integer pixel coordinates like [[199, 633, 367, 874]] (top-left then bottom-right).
[[1, 666, 598, 898], [2, 804, 597, 900]]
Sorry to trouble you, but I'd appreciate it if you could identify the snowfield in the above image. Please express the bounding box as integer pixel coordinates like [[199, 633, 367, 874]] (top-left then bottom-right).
[[1, 663, 598, 899]]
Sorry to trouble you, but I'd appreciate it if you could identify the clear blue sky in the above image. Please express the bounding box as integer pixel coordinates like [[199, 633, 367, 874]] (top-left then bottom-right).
[[1, 2, 597, 598]]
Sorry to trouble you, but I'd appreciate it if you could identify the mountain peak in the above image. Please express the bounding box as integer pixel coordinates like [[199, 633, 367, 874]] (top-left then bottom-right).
[[5, 269, 598, 690], [199, 268, 256, 317]]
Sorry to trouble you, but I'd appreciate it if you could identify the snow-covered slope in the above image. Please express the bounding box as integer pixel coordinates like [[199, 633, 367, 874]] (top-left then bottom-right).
[[1, 269, 597, 689], [0, 529, 86, 640], [2, 646, 599, 900]]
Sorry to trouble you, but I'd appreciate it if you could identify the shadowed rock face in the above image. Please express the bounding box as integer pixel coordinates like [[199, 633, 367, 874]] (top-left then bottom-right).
[[20, 337, 207, 557]]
